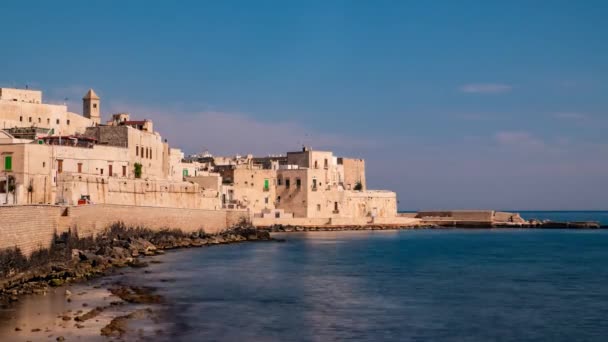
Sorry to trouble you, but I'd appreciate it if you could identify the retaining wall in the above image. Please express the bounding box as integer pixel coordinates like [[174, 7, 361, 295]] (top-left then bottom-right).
[[0, 204, 248, 256]]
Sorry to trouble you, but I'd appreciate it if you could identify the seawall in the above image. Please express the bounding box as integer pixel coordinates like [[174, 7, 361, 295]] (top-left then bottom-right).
[[0, 204, 248, 256]]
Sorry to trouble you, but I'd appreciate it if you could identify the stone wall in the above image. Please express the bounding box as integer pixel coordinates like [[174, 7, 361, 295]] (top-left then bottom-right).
[[0, 88, 42, 103], [416, 210, 494, 222], [0, 204, 248, 256], [252, 217, 331, 227], [341, 158, 366, 191], [0, 205, 63, 256], [0, 100, 93, 136], [64, 204, 245, 237]]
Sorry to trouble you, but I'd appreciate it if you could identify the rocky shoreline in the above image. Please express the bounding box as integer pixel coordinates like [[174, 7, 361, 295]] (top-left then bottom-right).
[[0, 223, 277, 305]]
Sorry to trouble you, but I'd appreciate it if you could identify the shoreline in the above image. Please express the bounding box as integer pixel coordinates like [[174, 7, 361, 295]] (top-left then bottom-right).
[[0, 223, 279, 339], [263, 223, 607, 232]]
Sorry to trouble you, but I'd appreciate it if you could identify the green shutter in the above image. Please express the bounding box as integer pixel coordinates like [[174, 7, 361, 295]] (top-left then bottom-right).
[[183, 169, 188, 177], [4, 156, 12, 171], [264, 179, 269, 190]]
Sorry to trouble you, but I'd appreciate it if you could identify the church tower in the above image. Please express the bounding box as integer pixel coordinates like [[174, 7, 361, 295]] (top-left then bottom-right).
[[83, 89, 100, 125]]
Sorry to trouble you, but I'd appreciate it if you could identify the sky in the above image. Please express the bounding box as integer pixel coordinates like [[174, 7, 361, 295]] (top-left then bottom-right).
[[1, 1, 607, 210]]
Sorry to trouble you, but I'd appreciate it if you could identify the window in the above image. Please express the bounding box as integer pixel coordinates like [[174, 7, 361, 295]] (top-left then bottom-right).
[[136, 145, 139, 156], [29, 117, 32, 122], [38, 118, 41, 123], [109, 165, 113, 177], [4, 156, 12, 171], [47, 118, 50, 124], [324, 159, 328, 169], [334, 202, 339, 213], [285, 178, 290, 188], [100, 168, 104, 175], [150, 149, 152, 159], [317, 204, 321, 212], [141, 147, 144, 157], [264, 179, 269, 191], [265, 197, 269, 204], [57, 160, 63, 174], [56, 119, 60, 124], [312, 178, 317, 190], [277, 177, 282, 186], [19, 116, 23, 122], [77, 163, 82, 173], [277, 196, 281, 203], [67, 119, 70, 125], [314, 160, 318, 169], [122, 165, 127, 177], [183, 169, 188, 177], [296, 178, 301, 189], [93, 103, 97, 109], [43, 162, 46, 168]]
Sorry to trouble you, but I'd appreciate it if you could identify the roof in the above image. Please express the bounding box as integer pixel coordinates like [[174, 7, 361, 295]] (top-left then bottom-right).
[[42, 135, 97, 142], [83, 89, 100, 100]]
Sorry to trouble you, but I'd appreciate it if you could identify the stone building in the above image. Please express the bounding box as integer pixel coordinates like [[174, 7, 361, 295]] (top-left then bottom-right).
[[0, 87, 216, 209], [0, 86, 400, 225]]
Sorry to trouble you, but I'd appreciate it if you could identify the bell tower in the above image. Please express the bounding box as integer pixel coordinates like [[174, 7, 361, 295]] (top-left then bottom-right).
[[83, 89, 100, 125]]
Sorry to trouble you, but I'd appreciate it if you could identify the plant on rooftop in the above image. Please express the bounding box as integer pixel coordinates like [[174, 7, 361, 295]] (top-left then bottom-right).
[[354, 181, 363, 191]]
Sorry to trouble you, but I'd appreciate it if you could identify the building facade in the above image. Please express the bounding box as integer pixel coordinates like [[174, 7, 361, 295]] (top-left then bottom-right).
[[1, 86, 398, 223]]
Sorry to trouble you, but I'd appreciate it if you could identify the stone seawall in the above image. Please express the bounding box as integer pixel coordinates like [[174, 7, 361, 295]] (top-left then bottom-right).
[[0, 204, 249, 256], [0, 205, 62, 258], [251, 216, 421, 228]]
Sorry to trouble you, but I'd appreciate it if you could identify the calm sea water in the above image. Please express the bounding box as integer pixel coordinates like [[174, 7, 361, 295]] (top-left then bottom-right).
[[124, 224, 608, 341]]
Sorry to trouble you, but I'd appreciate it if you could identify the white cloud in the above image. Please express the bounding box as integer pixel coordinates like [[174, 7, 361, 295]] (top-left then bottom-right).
[[459, 83, 512, 94], [494, 131, 545, 150], [104, 102, 379, 156], [554, 112, 587, 120]]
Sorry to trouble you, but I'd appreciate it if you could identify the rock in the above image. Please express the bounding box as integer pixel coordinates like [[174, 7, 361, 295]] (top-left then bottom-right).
[[61, 315, 71, 321], [57, 336, 65, 341], [127, 259, 149, 268], [74, 306, 105, 322], [78, 251, 105, 266], [128, 237, 157, 255], [65, 290, 72, 296], [112, 246, 129, 258], [109, 286, 163, 304], [15, 327, 21, 331], [49, 279, 64, 287], [75, 323, 84, 329], [71, 249, 81, 260]]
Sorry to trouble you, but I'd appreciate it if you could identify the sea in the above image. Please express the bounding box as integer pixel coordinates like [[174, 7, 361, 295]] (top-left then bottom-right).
[[3, 211, 608, 341]]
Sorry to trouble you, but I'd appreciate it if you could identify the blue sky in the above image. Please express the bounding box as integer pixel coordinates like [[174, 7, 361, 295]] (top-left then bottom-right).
[[2, 1, 607, 210]]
